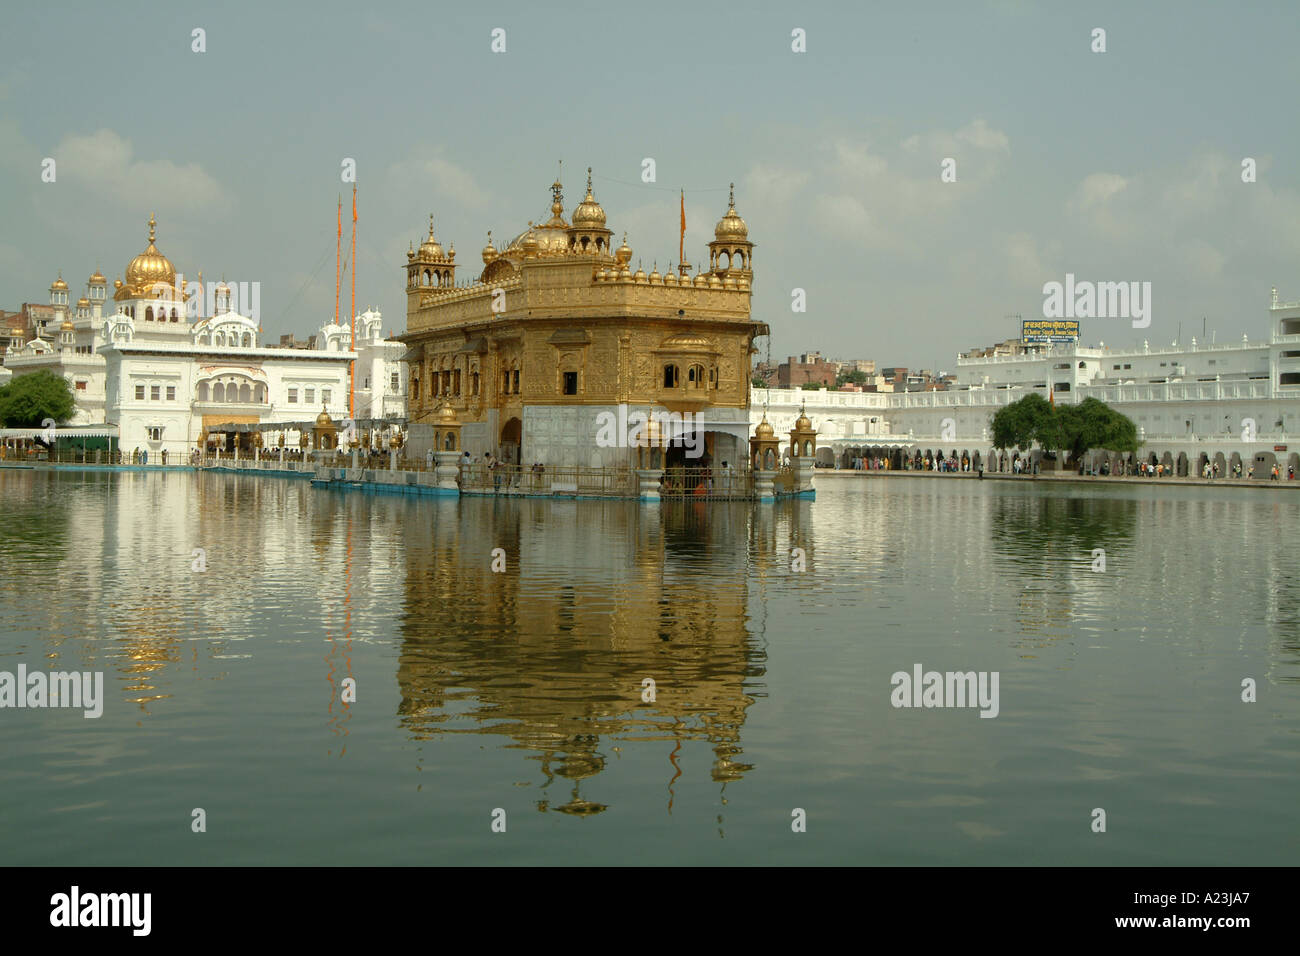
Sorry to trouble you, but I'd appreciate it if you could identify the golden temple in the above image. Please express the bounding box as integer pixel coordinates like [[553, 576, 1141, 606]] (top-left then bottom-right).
[[398, 170, 766, 469]]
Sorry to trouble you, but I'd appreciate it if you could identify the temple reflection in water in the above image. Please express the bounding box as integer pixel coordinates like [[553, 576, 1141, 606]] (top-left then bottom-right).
[[392, 496, 804, 813]]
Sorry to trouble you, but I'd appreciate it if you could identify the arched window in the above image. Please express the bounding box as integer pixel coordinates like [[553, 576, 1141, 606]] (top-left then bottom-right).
[[255, 385, 265, 403], [171, 309, 179, 322], [663, 364, 679, 388], [471, 371, 479, 395], [198, 382, 209, 401], [503, 370, 510, 393], [145, 306, 154, 321], [213, 383, 225, 402], [512, 369, 519, 393], [453, 369, 461, 395], [423, 269, 431, 286], [688, 364, 705, 387], [239, 384, 251, 403]]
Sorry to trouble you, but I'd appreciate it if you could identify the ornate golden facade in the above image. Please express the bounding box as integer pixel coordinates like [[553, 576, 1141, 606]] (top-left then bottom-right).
[[398, 171, 765, 467]]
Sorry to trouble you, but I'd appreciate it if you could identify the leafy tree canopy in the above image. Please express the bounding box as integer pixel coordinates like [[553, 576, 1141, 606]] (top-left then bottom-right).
[[0, 370, 76, 429], [990, 393, 1139, 458]]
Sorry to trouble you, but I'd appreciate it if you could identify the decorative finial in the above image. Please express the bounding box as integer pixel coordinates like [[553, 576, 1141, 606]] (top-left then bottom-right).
[[148, 213, 156, 243], [586, 166, 593, 196], [428, 213, 435, 237], [729, 183, 735, 208]]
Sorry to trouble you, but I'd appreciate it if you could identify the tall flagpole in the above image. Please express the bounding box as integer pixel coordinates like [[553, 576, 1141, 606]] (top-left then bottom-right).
[[335, 196, 341, 328], [350, 184, 357, 419], [679, 189, 685, 275]]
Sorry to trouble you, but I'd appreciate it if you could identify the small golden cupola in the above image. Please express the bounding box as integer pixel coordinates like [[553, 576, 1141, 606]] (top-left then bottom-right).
[[750, 415, 781, 472], [121, 214, 177, 298], [614, 233, 632, 269], [568, 167, 613, 256], [482, 230, 497, 264], [708, 183, 754, 280], [406, 215, 456, 292]]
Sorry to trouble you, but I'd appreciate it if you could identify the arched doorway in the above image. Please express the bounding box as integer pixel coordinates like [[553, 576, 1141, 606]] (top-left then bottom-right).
[[500, 417, 522, 466]]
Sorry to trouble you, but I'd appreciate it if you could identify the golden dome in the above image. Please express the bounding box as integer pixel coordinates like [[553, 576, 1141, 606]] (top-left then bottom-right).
[[76, 297, 90, 307], [315, 408, 333, 427], [482, 231, 497, 264], [648, 262, 660, 282], [521, 225, 540, 258], [417, 215, 445, 260], [714, 183, 748, 240], [61, 318, 75, 332], [614, 233, 632, 268], [125, 214, 176, 292], [795, 413, 812, 430], [436, 402, 459, 423], [571, 168, 607, 228], [50, 272, 68, 291], [89, 269, 106, 286], [755, 418, 775, 439]]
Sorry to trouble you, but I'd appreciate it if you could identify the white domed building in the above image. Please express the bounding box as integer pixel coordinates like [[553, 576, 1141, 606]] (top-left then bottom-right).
[[2, 214, 406, 457]]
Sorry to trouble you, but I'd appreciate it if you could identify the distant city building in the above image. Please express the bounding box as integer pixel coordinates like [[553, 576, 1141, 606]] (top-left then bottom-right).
[[778, 353, 838, 388]]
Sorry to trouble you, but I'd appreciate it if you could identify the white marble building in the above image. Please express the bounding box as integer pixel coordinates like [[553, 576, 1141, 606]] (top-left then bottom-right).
[[3, 216, 407, 457], [754, 290, 1300, 476]]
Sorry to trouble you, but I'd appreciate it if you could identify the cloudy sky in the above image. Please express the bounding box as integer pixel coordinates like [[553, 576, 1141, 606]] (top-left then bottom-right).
[[2, 0, 1297, 371]]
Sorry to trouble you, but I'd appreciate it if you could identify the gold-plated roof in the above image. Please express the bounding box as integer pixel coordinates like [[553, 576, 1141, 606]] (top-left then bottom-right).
[[88, 269, 106, 285], [125, 214, 176, 292], [417, 215, 445, 260], [50, 272, 68, 291], [714, 184, 748, 240], [571, 168, 606, 228]]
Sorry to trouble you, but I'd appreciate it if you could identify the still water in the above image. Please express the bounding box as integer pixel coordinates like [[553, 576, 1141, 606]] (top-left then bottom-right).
[[0, 470, 1296, 865]]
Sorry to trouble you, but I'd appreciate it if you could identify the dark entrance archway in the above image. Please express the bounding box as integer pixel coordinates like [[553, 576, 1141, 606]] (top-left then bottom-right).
[[500, 417, 522, 466]]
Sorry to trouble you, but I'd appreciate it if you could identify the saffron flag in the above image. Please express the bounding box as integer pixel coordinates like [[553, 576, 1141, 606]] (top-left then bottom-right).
[[352, 185, 357, 223], [679, 190, 685, 267]]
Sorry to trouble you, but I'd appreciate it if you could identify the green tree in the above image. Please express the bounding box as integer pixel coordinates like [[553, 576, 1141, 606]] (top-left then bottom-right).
[[837, 369, 869, 386], [0, 370, 75, 428], [1039, 397, 1139, 461], [990, 392, 1052, 450]]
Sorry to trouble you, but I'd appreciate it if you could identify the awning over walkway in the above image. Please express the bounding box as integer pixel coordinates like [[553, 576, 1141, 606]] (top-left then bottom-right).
[[0, 425, 119, 439]]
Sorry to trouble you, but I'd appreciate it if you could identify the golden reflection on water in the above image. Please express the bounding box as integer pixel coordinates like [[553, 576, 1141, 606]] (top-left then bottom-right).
[[393, 498, 788, 814]]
